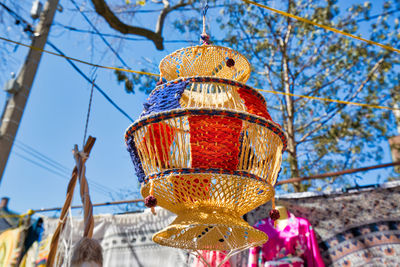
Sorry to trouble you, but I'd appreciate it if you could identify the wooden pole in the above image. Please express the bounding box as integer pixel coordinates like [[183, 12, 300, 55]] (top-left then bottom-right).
[[0, 0, 60, 184], [46, 136, 96, 267]]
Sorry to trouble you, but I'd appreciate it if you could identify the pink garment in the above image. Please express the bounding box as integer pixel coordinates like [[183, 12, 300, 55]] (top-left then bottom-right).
[[193, 251, 231, 267], [248, 213, 325, 267]]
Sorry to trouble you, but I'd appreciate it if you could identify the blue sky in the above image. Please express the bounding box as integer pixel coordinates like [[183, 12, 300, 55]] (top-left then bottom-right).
[[0, 0, 397, 215]]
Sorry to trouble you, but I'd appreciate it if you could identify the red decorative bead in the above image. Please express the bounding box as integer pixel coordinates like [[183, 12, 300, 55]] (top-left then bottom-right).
[[226, 58, 235, 67], [201, 34, 210, 41], [145, 195, 157, 208], [200, 34, 211, 45], [269, 209, 280, 221]]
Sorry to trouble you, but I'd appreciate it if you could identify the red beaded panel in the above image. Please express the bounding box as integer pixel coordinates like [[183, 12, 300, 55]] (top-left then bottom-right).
[[238, 87, 272, 121], [143, 122, 175, 168], [188, 115, 242, 170]]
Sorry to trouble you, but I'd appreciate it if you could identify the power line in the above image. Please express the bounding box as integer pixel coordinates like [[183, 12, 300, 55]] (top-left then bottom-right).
[[0, 3, 131, 196], [0, 34, 398, 112], [13, 149, 115, 198], [0, 2, 134, 122], [12, 138, 118, 195], [53, 4, 400, 45], [69, 0, 131, 69], [1, 3, 399, 114], [13, 141, 70, 174], [242, 0, 400, 54], [0, 3, 157, 76], [64, 3, 233, 14], [53, 22, 275, 44], [355, 7, 400, 23], [13, 148, 112, 196], [53, 22, 196, 43], [34, 198, 144, 213], [13, 151, 71, 180], [47, 40, 134, 122]]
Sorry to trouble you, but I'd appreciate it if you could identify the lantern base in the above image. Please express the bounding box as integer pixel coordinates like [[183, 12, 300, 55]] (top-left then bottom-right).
[[152, 208, 268, 251]]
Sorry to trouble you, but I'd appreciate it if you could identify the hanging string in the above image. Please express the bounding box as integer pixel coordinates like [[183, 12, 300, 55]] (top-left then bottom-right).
[[83, 75, 96, 147], [200, 0, 210, 45]]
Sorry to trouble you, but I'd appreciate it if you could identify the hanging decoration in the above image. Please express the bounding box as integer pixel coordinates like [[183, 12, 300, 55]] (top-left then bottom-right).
[[124, 6, 286, 258]]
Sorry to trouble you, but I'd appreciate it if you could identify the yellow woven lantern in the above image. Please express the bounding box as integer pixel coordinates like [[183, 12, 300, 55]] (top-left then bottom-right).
[[125, 45, 286, 252]]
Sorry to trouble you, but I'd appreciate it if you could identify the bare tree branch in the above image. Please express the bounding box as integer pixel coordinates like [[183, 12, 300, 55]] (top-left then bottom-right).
[[90, 0, 191, 50], [156, 0, 191, 36], [297, 57, 386, 143]]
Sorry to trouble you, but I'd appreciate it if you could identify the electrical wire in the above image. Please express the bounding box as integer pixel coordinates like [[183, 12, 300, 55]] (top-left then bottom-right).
[[0, 3, 398, 113], [12, 147, 114, 197], [64, 3, 235, 14], [3, 135, 117, 197], [256, 88, 399, 111], [242, 0, 400, 54], [0, 3, 130, 197], [0, 2, 135, 122], [53, 22, 214, 43], [13, 148, 114, 197], [17, 142, 111, 193], [13, 150, 113, 198], [46, 40, 135, 122], [70, 0, 131, 69], [55, 4, 400, 45]]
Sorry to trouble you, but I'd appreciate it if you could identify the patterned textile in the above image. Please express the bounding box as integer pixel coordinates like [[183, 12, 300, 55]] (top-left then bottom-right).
[[0, 227, 23, 266], [248, 213, 324, 267], [41, 208, 190, 267], [20, 241, 38, 267], [245, 181, 400, 267], [20, 235, 52, 267]]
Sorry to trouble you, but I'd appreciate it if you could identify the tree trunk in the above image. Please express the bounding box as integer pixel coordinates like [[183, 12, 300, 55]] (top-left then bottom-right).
[[282, 57, 302, 192], [280, 11, 303, 192]]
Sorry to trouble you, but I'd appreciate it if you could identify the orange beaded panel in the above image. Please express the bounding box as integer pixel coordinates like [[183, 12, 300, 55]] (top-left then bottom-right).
[[238, 87, 272, 121], [188, 115, 242, 170]]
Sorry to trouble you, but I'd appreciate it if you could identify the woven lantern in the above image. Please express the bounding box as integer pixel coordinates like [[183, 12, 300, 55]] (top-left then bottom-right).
[[125, 45, 286, 251]]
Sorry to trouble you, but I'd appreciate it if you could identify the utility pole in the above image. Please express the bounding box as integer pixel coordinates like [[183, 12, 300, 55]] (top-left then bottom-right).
[[0, 0, 60, 183]]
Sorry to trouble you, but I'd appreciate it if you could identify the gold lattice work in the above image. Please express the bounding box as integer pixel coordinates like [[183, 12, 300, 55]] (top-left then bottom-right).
[[159, 46, 251, 82], [125, 45, 286, 252]]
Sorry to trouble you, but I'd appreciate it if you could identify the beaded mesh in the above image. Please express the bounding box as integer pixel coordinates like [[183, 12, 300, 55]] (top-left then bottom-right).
[[125, 45, 286, 251]]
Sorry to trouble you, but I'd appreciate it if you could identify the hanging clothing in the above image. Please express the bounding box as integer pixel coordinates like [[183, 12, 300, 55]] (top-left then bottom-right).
[[245, 180, 400, 266], [248, 213, 324, 267], [0, 227, 24, 266], [19, 218, 43, 263], [19, 234, 52, 267]]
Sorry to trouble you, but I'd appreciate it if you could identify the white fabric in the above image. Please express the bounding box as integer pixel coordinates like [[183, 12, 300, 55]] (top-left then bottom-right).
[[42, 208, 190, 267]]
